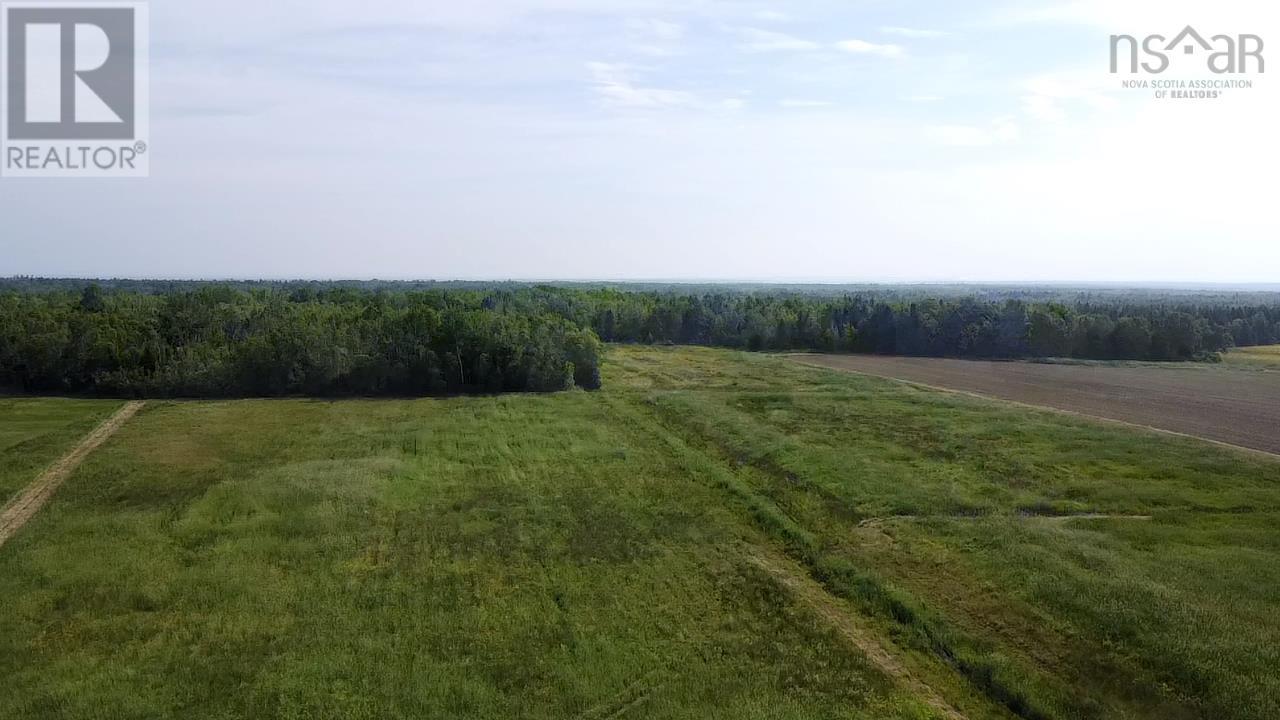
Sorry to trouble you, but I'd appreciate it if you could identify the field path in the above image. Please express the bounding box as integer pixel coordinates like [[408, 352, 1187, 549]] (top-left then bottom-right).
[[746, 549, 969, 720], [0, 401, 144, 549], [792, 354, 1280, 459]]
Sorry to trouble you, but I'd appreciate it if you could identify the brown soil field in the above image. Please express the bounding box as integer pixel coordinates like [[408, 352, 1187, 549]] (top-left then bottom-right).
[[792, 355, 1280, 457]]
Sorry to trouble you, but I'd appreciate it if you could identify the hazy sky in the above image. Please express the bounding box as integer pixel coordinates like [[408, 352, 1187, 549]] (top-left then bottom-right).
[[2, 0, 1277, 282]]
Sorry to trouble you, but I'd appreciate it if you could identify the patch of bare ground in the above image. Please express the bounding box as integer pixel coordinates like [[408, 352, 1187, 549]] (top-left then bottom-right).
[[0, 401, 144, 549], [792, 354, 1280, 458]]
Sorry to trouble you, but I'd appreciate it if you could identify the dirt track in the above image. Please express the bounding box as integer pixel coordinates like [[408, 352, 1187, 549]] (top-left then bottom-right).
[[744, 549, 968, 720], [792, 355, 1280, 458], [0, 401, 144, 549]]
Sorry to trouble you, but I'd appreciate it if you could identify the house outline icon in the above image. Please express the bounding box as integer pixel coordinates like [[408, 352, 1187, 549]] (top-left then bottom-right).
[[1165, 26, 1213, 55]]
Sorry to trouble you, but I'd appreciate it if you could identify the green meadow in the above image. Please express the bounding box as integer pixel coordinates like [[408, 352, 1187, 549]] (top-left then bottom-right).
[[1225, 344, 1280, 369], [2, 347, 1278, 720], [0, 398, 122, 501]]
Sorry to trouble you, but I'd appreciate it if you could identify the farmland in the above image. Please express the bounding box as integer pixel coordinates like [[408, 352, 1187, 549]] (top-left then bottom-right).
[[2, 347, 1279, 719], [792, 353, 1280, 456], [0, 399, 123, 501], [1225, 344, 1280, 369]]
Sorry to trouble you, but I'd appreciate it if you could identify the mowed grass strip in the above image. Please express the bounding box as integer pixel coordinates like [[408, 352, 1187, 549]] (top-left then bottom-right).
[[1226, 344, 1280, 369], [0, 398, 124, 502], [0, 396, 942, 720], [608, 346, 1280, 720]]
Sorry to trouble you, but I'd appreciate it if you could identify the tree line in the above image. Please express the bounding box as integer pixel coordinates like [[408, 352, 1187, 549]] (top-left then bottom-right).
[[0, 286, 601, 396], [568, 292, 1277, 361], [1, 281, 1277, 397]]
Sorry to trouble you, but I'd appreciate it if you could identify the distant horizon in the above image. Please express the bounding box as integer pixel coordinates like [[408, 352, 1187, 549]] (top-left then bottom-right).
[[6, 275, 1280, 292]]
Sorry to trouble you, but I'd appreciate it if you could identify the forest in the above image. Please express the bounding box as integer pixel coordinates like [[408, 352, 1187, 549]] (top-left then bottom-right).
[[0, 285, 603, 396], [1, 279, 1278, 396]]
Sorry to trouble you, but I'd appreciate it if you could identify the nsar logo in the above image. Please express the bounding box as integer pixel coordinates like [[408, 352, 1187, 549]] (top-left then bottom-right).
[[1111, 26, 1265, 75]]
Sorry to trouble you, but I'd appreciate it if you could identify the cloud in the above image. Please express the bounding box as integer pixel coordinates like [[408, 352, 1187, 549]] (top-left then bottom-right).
[[587, 62, 694, 108], [927, 118, 1020, 146], [1019, 71, 1118, 123], [627, 18, 684, 42], [880, 26, 947, 38], [983, 0, 1280, 32], [736, 27, 820, 52], [752, 10, 790, 23], [1022, 95, 1066, 122], [626, 18, 686, 56], [836, 39, 905, 58], [780, 99, 834, 108]]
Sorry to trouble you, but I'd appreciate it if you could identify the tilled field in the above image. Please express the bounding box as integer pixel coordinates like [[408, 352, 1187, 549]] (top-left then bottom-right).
[[792, 354, 1280, 456]]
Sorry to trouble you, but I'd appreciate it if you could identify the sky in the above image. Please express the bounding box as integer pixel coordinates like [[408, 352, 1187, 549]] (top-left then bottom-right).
[[1, 0, 1277, 283]]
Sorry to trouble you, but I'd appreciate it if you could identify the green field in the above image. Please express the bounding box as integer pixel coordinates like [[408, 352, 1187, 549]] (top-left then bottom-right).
[[2, 347, 1278, 719], [0, 398, 123, 502], [1226, 344, 1280, 368]]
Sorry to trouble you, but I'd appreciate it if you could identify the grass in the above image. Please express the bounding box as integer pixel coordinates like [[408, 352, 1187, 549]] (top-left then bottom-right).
[[0, 398, 122, 502], [2, 347, 1279, 719], [612, 347, 1280, 720], [1225, 344, 1280, 369], [0, 395, 941, 720]]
